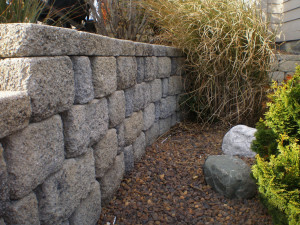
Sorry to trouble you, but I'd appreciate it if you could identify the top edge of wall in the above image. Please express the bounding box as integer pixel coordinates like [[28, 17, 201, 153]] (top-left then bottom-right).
[[0, 23, 184, 58]]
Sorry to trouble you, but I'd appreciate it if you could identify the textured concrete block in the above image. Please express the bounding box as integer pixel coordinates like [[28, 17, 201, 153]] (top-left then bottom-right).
[[150, 79, 162, 102], [136, 57, 145, 83], [144, 57, 157, 82], [124, 87, 134, 117], [0, 57, 74, 122], [0, 23, 121, 57], [166, 47, 184, 57], [168, 76, 183, 95], [91, 57, 117, 98], [160, 96, 177, 119], [62, 99, 109, 158], [162, 78, 169, 97], [0, 144, 8, 217], [4, 115, 64, 200], [143, 103, 155, 131], [270, 71, 285, 82], [69, 181, 101, 225], [159, 116, 172, 135], [71, 56, 94, 104], [116, 123, 125, 147], [37, 150, 96, 225], [116, 57, 137, 89], [153, 45, 168, 56], [133, 132, 146, 161], [145, 122, 159, 146], [0, 91, 31, 139], [278, 60, 299, 72], [100, 153, 125, 205], [124, 145, 134, 173], [171, 57, 185, 75], [157, 57, 171, 78], [4, 192, 39, 225], [124, 111, 144, 145], [154, 101, 161, 121], [108, 90, 126, 127], [171, 113, 178, 127], [115, 39, 135, 56], [133, 83, 150, 111], [94, 129, 118, 179], [135, 42, 154, 56]]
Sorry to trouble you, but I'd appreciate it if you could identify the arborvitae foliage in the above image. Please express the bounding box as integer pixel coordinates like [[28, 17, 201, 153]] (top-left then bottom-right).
[[251, 120, 278, 160], [252, 66, 300, 225], [253, 135, 300, 225]]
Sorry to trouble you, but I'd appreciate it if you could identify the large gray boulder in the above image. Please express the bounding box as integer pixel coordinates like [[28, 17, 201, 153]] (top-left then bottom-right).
[[204, 155, 256, 199], [222, 125, 257, 158]]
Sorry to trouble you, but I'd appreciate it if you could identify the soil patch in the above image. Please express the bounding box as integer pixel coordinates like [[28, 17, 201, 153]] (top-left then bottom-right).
[[98, 122, 273, 225]]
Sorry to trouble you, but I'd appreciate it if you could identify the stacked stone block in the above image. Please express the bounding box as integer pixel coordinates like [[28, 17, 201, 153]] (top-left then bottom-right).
[[0, 23, 184, 225], [269, 54, 300, 82]]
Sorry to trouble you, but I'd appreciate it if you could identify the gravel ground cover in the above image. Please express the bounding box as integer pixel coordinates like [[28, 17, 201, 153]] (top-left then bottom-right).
[[98, 123, 273, 225]]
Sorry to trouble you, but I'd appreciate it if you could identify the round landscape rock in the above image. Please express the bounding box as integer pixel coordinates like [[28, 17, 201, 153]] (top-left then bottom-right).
[[204, 155, 257, 199], [222, 125, 257, 158]]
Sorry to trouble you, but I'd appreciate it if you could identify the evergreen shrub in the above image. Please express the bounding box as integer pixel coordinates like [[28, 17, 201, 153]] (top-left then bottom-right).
[[252, 66, 300, 225]]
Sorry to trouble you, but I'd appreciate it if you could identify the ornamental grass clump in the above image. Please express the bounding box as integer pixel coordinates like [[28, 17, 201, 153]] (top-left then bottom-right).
[[252, 67, 300, 225], [0, 0, 45, 23], [143, 0, 275, 125]]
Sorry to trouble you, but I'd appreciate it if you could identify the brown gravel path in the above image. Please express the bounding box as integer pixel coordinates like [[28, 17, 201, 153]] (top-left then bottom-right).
[[98, 123, 273, 225]]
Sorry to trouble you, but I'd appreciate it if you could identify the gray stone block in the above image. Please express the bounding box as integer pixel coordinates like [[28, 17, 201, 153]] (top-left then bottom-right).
[[133, 83, 151, 112], [145, 122, 159, 146], [115, 39, 135, 56], [162, 78, 169, 97], [108, 91, 126, 127], [116, 123, 125, 147], [0, 23, 121, 57], [62, 99, 109, 158], [204, 155, 256, 199], [62, 221, 69, 225], [159, 116, 172, 135], [143, 103, 155, 131], [0, 144, 8, 217], [69, 181, 101, 225], [0, 57, 74, 122], [160, 96, 177, 119], [136, 57, 145, 83], [71, 56, 94, 104], [153, 45, 168, 56], [100, 153, 125, 205], [171, 57, 185, 76], [124, 87, 134, 117], [124, 145, 134, 173], [4, 192, 39, 225], [144, 57, 157, 82], [154, 101, 161, 121], [124, 111, 143, 145], [133, 83, 145, 112], [94, 129, 118, 179], [269, 71, 285, 82], [171, 113, 178, 127], [168, 76, 183, 95], [116, 57, 137, 90], [90, 57, 117, 98], [133, 132, 146, 161], [135, 42, 154, 56], [37, 150, 96, 225], [150, 79, 162, 103], [166, 47, 184, 57], [157, 57, 171, 78], [0, 91, 31, 139], [278, 60, 299, 72], [4, 115, 64, 200]]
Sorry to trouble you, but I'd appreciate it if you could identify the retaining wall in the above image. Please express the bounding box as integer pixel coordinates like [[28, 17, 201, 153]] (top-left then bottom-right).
[[270, 54, 300, 82], [0, 24, 185, 225]]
